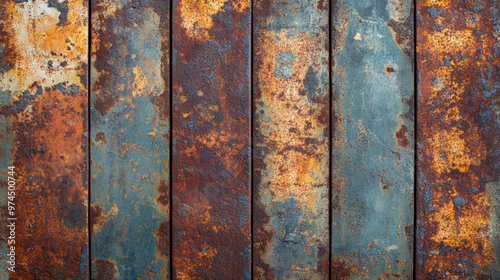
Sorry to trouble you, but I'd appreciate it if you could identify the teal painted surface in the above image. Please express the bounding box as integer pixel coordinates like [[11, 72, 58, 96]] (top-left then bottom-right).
[[91, 0, 170, 278], [330, 0, 414, 278]]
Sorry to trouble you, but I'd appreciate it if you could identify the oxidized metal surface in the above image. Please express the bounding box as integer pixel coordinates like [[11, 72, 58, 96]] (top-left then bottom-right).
[[0, 0, 88, 279], [417, 0, 500, 278], [90, 0, 170, 279], [172, 0, 251, 279], [253, 0, 330, 278], [330, 0, 414, 278]]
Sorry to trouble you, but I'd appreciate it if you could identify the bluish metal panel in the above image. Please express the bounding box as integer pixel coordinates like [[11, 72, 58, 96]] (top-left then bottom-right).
[[90, 0, 170, 279], [330, 0, 414, 278], [253, 0, 330, 278]]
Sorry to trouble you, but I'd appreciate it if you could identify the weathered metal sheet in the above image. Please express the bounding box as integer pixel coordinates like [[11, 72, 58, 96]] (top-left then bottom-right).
[[416, 0, 500, 277], [252, 0, 330, 278], [0, 0, 88, 279], [330, 0, 414, 278], [90, 0, 170, 279], [171, 0, 251, 279]]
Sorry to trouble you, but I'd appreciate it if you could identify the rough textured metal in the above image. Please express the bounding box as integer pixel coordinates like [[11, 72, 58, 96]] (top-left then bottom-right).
[[416, 0, 500, 278], [90, 0, 170, 279], [0, 0, 88, 279], [330, 0, 415, 278], [252, 0, 330, 278], [171, 0, 251, 279]]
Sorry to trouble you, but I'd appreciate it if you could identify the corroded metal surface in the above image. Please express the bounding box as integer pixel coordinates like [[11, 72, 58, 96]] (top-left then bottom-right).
[[416, 0, 500, 278], [0, 0, 88, 279], [90, 0, 170, 279], [330, 0, 414, 278], [253, 0, 330, 278], [171, 0, 251, 279]]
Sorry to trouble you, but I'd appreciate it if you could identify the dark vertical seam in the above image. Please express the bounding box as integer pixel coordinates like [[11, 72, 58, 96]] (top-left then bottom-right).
[[413, 0, 418, 279], [328, 0, 333, 278], [87, 0, 92, 278], [169, 0, 174, 278], [250, 0, 254, 278]]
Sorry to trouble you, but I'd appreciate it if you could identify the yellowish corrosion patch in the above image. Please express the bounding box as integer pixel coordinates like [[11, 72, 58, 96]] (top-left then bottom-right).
[[256, 29, 328, 214], [255, 29, 328, 275], [427, 190, 493, 270], [425, 30, 474, 55], [429, 127, 485, 174], [424, 0, 450, 8], [1, 0, 87, 94], [178, 0, 249, 40]]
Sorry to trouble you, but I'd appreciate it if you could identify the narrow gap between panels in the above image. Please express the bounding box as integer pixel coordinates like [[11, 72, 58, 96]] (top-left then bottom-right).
[[412, 0, 418, 279], [250, 0, 255, 278], [87, 1, 92, 278], [328, 0, 333, 279], [169, 1, 174, 279]]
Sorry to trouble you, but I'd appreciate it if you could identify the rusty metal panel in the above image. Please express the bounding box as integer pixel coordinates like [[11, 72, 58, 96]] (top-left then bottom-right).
[[90, 0, 170, 279], [171, 0, 251, 279], [252, 0, 330, 278], [416, 0, 500, 277], [0, 0, 88, 279], [330, 0, 414, 278]]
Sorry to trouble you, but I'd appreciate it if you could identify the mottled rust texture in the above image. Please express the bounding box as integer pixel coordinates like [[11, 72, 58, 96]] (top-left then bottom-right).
[[172, 0, 251, 279], [417, 0, 500, 277], [91, 0, 170, 279], [330, 0, 414, 278], [0, 0, 88, 279], [253, 0, 330, 278]]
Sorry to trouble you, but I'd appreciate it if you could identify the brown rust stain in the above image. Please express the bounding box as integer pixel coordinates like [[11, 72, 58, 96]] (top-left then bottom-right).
[[395, 124, 410, 148], [417, 0, 500, 277], [0, 0, 88, 278], [172, 0, 251, 278], [92, 259, 118, 280]]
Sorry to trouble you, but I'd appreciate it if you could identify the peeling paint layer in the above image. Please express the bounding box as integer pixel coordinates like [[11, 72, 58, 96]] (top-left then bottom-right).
[[253, 0, 330, 278], [416, 0, 500, 277], [91, 0, 170, 278], [0, 0, 88, 278], [331, 0, 414, 278], [172, 0, 251, 278]]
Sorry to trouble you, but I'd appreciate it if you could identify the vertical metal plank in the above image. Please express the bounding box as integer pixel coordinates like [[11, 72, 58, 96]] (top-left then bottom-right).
[[253, 0, 330, 278], [416, 0, 500, 277], [171, 0, 251, 279], [0, 0, 88, 279], [90, 0, 170, 279], [330, 0, 414, 278]]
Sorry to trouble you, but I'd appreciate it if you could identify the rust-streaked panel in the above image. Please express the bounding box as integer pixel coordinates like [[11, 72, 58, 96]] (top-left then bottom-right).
[[253, 0, 329, 278], [90, 0, 170, 279], [172, 0, 251, 279], [0, 0, 88, 278], [417, 0, 500, 277], [330, 0, 415, 278]]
